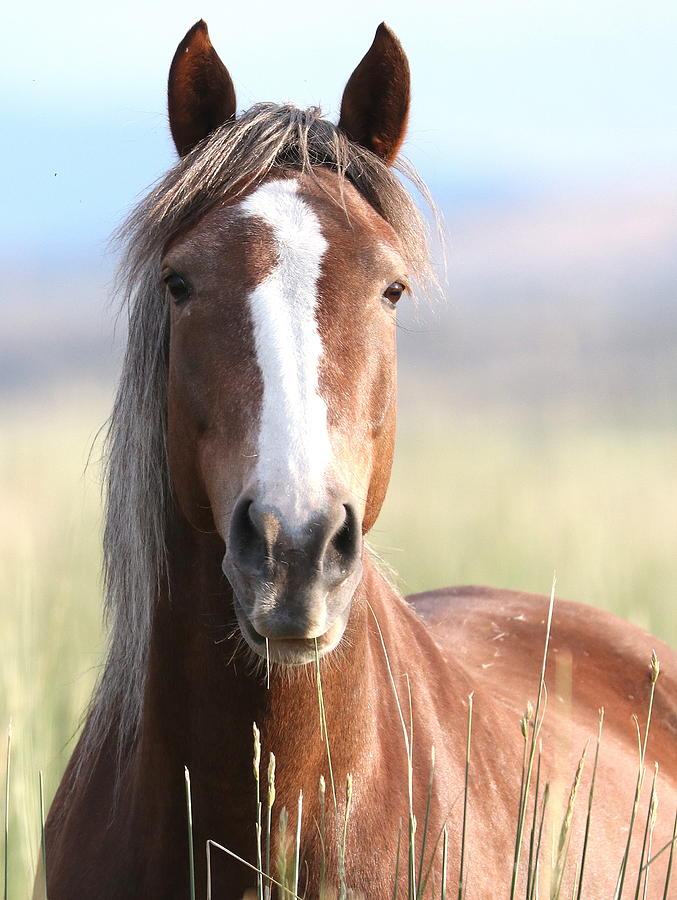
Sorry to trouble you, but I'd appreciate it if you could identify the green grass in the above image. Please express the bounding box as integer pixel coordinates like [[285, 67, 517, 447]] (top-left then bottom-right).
[[374, 414, 677, 647], [0, 393, 104, 894], [1, 391, 676, 893]]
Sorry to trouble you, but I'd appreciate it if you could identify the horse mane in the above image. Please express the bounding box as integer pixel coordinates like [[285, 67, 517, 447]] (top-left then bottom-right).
[[83, 102, 436, 769]]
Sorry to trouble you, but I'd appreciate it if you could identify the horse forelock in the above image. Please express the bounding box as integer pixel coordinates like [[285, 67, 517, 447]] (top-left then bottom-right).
[[82, 102, 437, 770]]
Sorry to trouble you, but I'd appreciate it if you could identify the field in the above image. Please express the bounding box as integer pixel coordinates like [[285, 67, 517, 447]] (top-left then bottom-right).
[[2, 390, 676, 894]]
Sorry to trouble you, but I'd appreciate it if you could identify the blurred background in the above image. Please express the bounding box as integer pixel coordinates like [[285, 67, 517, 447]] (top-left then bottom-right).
[[2, 0, 676, 890]]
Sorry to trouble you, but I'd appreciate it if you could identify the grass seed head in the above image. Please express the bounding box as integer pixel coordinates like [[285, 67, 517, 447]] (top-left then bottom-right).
[[267, 752, 276, 808], [650, 764, 659, 827], [253, 722, 261, 781]]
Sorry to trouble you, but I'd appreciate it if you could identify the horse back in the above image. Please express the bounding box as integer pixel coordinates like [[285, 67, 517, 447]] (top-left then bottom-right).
[[409, 585, 677, 774]]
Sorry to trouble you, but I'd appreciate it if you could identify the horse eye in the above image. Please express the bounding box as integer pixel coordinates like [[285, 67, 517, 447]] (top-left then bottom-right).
[[383, 282, 406, 307], [165, 273, 191, 303]]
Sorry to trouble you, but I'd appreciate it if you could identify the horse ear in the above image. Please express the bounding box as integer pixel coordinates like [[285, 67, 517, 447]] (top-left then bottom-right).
[[168, 20, 236, 158], [338, 23, 410, 165]]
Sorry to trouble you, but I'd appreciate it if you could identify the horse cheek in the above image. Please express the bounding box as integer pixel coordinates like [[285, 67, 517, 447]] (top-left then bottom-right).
[[363, 397, 396, 534]]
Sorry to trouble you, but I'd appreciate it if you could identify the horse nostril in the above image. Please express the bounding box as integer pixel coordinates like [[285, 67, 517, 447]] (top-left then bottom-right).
[[328, 503, 361, 578], [229, 497, 271, 576]]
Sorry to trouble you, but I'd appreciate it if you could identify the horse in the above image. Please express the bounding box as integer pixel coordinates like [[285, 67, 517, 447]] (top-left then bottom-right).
[[41, 21, 677, 899]]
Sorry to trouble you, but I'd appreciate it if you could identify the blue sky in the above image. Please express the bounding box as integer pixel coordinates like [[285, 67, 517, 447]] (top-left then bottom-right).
[[3, 0, 677, 261]]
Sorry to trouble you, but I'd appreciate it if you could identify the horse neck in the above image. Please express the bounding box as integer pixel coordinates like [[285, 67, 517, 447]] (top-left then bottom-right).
[[124, 509, 467, 898], [135, 507, 398, 819]]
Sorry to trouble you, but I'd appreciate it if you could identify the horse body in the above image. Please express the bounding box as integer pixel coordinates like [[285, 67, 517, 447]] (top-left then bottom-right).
[[45, 557, 677, 897], [414, 586, 677, 893], [42, 20, 677, 899]]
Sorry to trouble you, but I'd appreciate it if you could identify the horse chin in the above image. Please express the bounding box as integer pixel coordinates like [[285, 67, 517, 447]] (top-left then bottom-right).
[[232, 599, 350, 666]]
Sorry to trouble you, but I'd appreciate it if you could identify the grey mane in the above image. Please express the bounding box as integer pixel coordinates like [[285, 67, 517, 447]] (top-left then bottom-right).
[[82, 102, 435, 769]]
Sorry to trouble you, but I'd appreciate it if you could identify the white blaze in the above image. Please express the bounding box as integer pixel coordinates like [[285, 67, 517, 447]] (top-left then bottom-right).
[[240, 179, 332, 525]]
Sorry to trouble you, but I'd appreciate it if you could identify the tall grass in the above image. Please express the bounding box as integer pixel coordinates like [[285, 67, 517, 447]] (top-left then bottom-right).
[[0, 395, 103, 895]]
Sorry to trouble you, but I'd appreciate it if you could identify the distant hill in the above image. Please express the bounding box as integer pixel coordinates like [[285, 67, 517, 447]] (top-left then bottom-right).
[[401, 182, 677, 423], [3, 182, 676, 423]]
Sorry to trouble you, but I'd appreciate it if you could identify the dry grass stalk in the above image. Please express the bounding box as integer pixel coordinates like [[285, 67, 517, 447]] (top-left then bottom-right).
[[614, 652, 661, 899], [510, 577, 556, 899], [642, 770, 659, 900], [277, 806, 290, 897], [366, 601, 417, 899], [528, 783, 551, 900], [661, 809, 677, 899], [575, 707, 604, 899], [265, 753, 276, 900], [4, 723, 11, 900], [416, 746, 435, 899], [392, 819, 403, 900], [318, 775, 327, 896], [39, 770, 47, 900], [314, 641, 337, 812], [441, 826, 448, 900], [208, 837, 303, 899], [253, 723, 263, 900], [293, 791, 303, 898], [552, 744, 588, 898], [458, 694, 474, 900], [526, 741, 543, 898], [184, 766, 196, 900]]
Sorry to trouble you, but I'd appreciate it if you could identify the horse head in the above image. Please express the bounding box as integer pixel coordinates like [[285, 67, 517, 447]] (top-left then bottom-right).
[[163, 22, 415, 665]]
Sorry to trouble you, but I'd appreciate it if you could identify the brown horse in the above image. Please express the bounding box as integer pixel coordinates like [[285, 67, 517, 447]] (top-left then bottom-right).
[[41, 21, 677, 899]]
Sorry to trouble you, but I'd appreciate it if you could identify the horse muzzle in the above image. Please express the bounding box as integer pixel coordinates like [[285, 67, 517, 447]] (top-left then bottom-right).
[[221, 495, 363, 664]]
